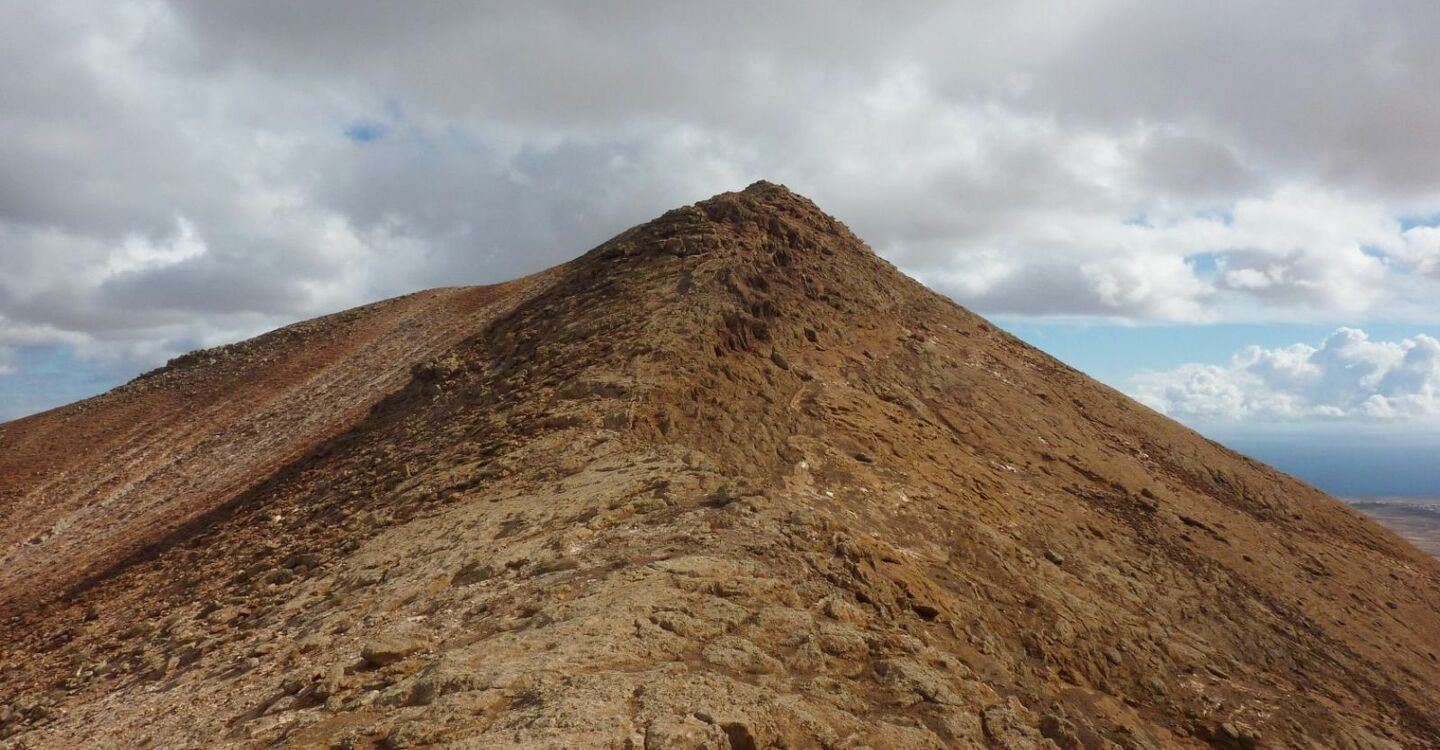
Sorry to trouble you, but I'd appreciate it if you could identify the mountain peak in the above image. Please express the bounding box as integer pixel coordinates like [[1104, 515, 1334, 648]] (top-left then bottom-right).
[[739, 178, 790, 195], [3, 188, 1440, 748], [582, 181, 866, 270]]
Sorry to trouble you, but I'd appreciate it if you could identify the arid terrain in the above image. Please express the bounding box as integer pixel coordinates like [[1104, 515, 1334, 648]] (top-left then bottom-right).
[[2, 183, 1439, 749], [1348, 498, 1440, 559]]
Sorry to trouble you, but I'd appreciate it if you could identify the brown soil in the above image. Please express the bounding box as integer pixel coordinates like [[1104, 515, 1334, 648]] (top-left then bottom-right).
[[0, 276, 556, 616], [1, 182, 1438, 749]]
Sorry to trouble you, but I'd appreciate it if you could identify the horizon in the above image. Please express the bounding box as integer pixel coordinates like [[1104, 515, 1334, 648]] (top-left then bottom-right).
[[8, 7, 1440, 746], [4, 2, 1440, 499], [3, 257, 1437, 499]]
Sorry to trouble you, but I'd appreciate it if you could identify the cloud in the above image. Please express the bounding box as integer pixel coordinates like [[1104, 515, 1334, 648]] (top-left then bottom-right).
[[5, 0, 1440, 398], [1397, 225, 1440, 278], [1131, 328, 1440, 422]]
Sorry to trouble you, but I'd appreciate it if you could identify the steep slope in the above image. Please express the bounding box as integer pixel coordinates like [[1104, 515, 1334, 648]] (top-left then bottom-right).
[[2, 183, 1439, 749], [0, 276, 553, 614]]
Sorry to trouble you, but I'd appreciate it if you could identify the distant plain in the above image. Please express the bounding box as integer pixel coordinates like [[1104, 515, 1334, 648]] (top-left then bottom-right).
[[1349, 497, 1440, 558]]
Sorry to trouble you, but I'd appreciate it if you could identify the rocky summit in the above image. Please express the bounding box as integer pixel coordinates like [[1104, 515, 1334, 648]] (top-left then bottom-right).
[[2, 182, 1439, 749]]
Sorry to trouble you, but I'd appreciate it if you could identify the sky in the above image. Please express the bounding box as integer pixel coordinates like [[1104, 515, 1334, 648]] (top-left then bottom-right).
[[3, 1, 1440, 495]]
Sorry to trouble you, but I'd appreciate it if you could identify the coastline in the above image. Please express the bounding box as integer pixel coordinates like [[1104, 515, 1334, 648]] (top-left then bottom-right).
[[1346, 497, 1440, 558]]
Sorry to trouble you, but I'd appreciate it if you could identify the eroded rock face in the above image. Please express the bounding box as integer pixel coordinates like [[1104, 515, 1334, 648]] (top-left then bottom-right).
[[2, 182, 1440, 748]]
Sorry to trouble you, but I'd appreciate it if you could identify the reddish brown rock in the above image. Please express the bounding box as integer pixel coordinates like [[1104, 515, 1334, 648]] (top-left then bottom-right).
[[1, 182, 1438, 748]]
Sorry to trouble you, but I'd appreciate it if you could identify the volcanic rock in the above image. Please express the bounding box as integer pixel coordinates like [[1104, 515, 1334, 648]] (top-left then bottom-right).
[[1, 182, 1439, 747]]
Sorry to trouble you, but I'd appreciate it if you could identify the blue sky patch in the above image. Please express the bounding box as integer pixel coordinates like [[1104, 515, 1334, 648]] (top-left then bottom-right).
[[0, 345, 131, 421], [996, 320, 1440, 391], [343, 119, 390, 143], [1400, 213, 1440, 232], [1186, 251, 1224, 278]]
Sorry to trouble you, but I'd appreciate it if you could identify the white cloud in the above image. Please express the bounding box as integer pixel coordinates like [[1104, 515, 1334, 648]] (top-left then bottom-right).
[[1397, 225, 1440, 277], [4, 0, 1440, 396], [105, 218, 206, 276], [1131, 328, 1440, 422]]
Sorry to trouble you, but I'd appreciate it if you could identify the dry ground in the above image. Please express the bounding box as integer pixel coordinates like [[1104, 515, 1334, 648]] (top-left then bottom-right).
[[2, 183, 1438, 749]]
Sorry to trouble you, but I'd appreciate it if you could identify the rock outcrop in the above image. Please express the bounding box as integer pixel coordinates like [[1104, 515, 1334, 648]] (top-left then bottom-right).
[[2, 182, 1439, 748]]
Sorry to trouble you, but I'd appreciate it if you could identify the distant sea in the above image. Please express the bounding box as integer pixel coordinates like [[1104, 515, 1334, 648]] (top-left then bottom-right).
[[1344, 497, 1440, 558], [1213, 431, 1440, 498]]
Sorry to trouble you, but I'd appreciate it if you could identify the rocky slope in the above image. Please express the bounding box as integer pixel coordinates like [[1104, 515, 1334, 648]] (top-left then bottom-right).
[[2, 183, 1439, 749], [0, 276, 555, 615]]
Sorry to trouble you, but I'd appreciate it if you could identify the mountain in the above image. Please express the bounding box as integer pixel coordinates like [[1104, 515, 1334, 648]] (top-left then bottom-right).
[[2, 182, 1438, 749]]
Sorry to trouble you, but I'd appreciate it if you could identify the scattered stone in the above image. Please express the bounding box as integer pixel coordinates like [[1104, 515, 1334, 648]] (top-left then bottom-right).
[[874, 658, 961, 706], [816, 625, 868, 659], [701, 486, 739, 508], [644, 716, 730, 750], [1039, 714, 1083, 750], [361, 633, 430, 668], [701, 636, 785, 675], [748, 607, 814, 647], [533, 556, 580, 574], [406, 656, 486, 706], [981, 698, 1049, 748], [4, 177, 1437, 750], [263, 567, 296, 586], [384, 720, 442, 750], [911, 603, 940, 621], [264, 695, 297, 715], [822, 595, 865, 623], [281, 675, 307, 695], [313, 663, 346, 699]]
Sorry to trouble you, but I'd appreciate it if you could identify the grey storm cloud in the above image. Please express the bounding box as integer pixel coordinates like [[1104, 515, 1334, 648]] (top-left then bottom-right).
[[4, 0, 1440, 380]]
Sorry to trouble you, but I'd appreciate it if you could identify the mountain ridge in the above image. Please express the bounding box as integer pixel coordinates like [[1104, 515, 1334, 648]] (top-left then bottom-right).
[[2, 182, 1439, 749]]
